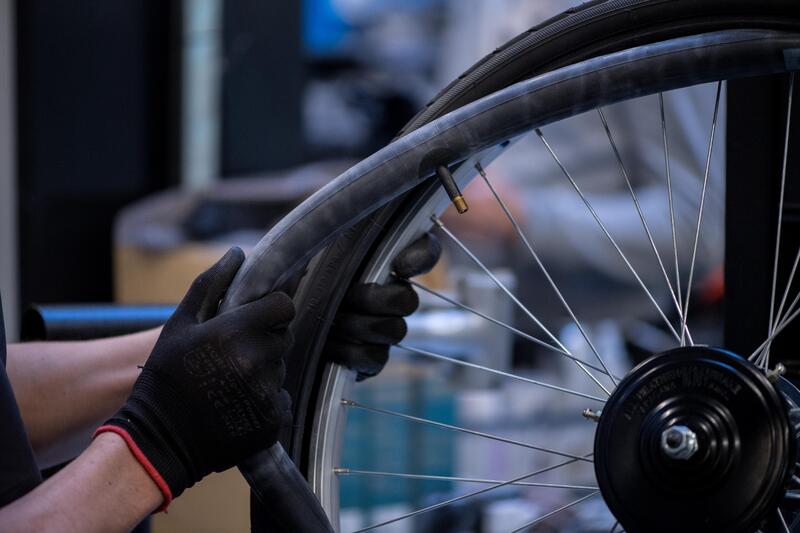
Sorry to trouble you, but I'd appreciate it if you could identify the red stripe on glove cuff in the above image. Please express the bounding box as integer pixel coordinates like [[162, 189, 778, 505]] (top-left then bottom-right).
[[94, 425, 173, 512]]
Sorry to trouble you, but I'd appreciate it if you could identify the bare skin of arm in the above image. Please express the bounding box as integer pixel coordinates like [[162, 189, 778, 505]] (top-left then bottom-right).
[[5, 328, 161, 468], [0, 432, 163, 533]]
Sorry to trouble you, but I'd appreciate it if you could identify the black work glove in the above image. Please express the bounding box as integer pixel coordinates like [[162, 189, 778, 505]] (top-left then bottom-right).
[[326, 233, 442, 380], [95, 247, 294, 509]]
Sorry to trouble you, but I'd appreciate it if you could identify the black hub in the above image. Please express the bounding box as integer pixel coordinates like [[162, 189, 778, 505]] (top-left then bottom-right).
[[595, 347, 795, 533]]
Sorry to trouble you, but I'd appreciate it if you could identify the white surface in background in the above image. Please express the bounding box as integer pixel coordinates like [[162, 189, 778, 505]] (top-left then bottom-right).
[[484, 498, 540, 533]]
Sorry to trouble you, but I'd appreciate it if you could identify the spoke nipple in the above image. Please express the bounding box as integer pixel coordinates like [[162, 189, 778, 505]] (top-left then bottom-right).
[[475, 162, 487, 178], [583, 409, 602, 422], [436, 165, 469, 214], [333, 467, 348, 475], [341, 399, 356, 407], [767, 363, 787, 383]]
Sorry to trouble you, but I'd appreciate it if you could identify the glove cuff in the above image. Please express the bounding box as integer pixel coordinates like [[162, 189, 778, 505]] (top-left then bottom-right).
[[93, 424, 174, 512], [94, 369, 197, 510]]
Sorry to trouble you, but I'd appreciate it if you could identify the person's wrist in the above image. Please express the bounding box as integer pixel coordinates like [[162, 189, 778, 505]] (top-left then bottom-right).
[[94, 369, 195, 510], [92, 432, 164, 514]]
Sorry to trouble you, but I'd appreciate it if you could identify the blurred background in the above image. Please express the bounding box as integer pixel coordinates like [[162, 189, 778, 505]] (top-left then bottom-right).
[[0, 0, 766, 532]]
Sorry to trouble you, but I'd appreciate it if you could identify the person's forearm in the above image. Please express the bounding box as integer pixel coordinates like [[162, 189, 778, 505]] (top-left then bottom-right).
[[0, 432, 162, 533], [5, 328, 161, 467]]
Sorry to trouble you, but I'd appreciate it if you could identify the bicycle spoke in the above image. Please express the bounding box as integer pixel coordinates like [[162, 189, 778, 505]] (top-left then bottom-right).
[[334, 468, 598, 490], [341, 399, 594, 461], [535, 128, 681, 343], [476, 163, 616, 389], [433, 217, 571, 353], [408, 279, 617, 379], [597, 108, 683, 329], [774, 245, 800, 334], [351, 456, 591, 532], [750, 304, 800, 361], [773, 278, 800, 350], [778, 508, 790, 533], [791, 510, 800, 530], [681, 81, 722, 346], [610, 521, 620, 533], [661, 94, 693, 348], [765, 72, 796, 369], [398, 343, 606, 403], [661, 91, 683, 323], [760, 275, 800, 367], [509, 491, 600, 533]]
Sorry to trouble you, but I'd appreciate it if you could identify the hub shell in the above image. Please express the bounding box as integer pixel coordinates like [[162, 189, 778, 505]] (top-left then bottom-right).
[[595, 347, 794, 533]]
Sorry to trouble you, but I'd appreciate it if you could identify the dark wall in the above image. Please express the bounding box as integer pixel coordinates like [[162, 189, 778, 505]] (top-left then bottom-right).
[[221, 0, 304, 176], [16, 1, 178, 313], [725, 74, 800, 362]]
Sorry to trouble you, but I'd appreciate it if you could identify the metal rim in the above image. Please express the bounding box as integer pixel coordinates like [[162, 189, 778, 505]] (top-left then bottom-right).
[[307, 30, 800, 532]]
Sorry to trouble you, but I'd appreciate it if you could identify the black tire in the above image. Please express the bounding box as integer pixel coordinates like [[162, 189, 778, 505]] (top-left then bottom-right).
[[399, 0, 800, 137], [234, 2, 800, 531]]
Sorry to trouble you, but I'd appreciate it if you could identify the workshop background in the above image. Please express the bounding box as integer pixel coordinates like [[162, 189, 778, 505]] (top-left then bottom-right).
[[0, 1, 756, 532]]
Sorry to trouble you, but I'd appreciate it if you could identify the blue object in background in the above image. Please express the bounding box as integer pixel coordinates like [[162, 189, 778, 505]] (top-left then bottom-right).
[[21, 304, 176, 341], [303, 0, 351, 56]]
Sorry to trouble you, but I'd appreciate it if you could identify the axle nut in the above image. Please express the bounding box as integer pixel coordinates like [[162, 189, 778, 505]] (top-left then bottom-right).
[[660, 425, 698, 460]]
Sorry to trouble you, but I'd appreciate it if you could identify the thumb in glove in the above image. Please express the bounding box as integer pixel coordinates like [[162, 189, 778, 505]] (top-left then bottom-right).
[[326, 233, 442, 379]]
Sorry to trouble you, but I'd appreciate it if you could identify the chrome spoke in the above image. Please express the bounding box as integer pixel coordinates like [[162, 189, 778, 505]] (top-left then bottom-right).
[[681, 81, 722, 346], [774, 245, 800, 334], [750, 304, 800, 361], [334, 468, 598, 490], [352, 456, 591, 532], [776, 286, 800, 342], [597, 107, 683, 330], [765, 72, 796, 369], [535, 127, 681, 342], [778, 508, 790, 533], [509, 491, 600, 533], [661, 92, 683, 324], [764, 282, 800, 367], [398, 343, 606, 403], [341, 399, 594, 461], [476, 162, 616, 389], [433, 216, 573, 355], [791, 511, 800, 530], [408, 279, 617, 379]]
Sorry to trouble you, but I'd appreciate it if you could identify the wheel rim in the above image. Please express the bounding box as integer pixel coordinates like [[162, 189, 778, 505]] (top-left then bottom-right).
[[299, 30, 800, 533]]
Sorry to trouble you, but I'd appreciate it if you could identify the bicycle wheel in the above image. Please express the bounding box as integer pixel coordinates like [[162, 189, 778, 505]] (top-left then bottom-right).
[[219, 2, 800, 532]]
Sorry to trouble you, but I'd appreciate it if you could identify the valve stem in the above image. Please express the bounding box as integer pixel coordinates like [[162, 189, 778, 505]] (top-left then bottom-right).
[[436, 165, 469, 214]]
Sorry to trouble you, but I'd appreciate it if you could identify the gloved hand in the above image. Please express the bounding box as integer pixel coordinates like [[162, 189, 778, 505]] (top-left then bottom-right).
[[326, 233, 442, 380], [95, 247, 295, 509]]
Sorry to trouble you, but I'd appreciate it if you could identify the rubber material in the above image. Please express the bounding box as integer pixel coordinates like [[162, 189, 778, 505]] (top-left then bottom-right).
[[227, 1, 800, 529], [221, 30, 797, 311], [225, 29, 800, 532], [240, 444, 334, 533], [399, 0, 800, 137]]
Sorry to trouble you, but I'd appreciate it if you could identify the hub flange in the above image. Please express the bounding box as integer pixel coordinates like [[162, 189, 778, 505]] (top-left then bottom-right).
[[595, 347, 794, 533]]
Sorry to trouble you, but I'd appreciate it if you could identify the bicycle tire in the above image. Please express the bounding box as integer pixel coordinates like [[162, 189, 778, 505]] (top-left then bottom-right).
[[225, 2, 800, 531]]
